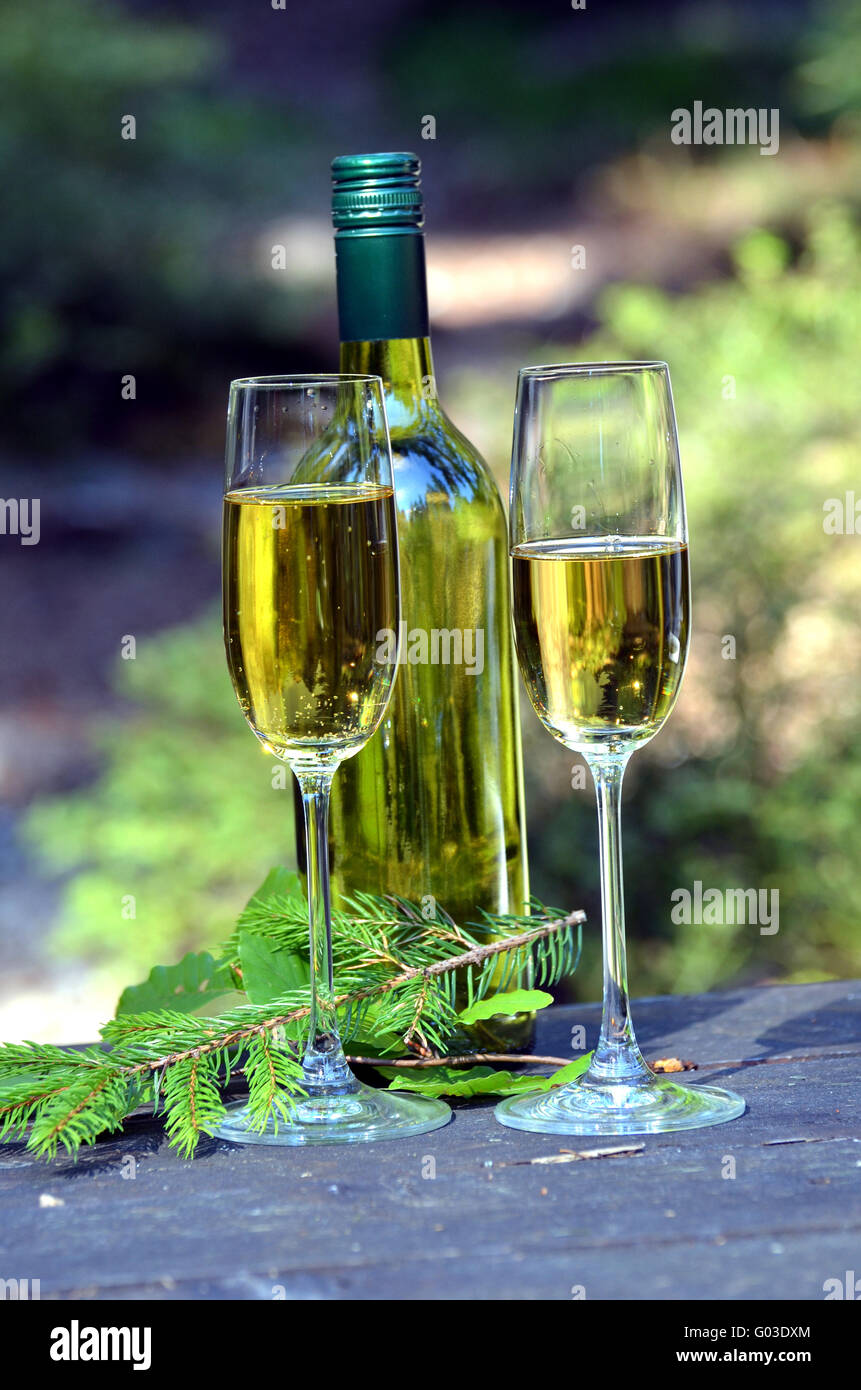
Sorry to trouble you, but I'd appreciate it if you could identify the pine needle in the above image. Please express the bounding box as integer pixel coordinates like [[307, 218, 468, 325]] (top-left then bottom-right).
[[0, 891, 584, 1161]]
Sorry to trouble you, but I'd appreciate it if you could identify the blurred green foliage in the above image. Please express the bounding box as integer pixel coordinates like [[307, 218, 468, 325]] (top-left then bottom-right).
[[25, 618, 295, 974], [0, 0, 310, 446], [387, 3, 796, 186], [795, 0, 861, 120]]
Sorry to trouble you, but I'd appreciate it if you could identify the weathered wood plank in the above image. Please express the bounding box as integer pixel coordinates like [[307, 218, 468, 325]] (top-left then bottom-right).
[[1, 981, 859, 1300]]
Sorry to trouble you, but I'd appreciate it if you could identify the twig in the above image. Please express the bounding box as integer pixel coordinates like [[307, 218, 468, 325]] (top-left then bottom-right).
[[347, 1052, 574, 1068], [494, 1143, 644, 1167], [762, 1135, 854, 1147]]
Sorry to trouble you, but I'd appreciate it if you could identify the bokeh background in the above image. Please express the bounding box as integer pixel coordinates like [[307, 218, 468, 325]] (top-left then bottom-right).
[[1, 0, 859, 1040]]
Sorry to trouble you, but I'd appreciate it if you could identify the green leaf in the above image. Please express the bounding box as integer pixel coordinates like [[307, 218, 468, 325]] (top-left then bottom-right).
[[116, 951, 234, 1017], [237, 931, 309, 1005], [537, 1057, 593, 1087], [244, 866, 302, 911], [457, 989, 554, 1024], [376, 1054, 592, 1098]]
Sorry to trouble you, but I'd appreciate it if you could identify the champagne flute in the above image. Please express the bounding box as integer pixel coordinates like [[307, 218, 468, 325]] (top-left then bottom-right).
[[496, 362, 745, 1135], [217, 375, 450, 1144]]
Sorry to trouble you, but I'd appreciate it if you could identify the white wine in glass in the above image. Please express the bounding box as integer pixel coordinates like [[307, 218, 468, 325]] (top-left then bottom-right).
[[496, 362, 745, 1136], [223, 483, 399, 760], [511, 536, 689, 749], [217, 375, 450, 1145]]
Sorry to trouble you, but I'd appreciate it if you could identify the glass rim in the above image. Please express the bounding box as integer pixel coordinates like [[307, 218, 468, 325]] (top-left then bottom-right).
[[229, 373, 384, 390], [518, 360, 669, 380]]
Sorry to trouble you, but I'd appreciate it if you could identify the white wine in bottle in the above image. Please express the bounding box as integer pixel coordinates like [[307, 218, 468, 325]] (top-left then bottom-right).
[[315, 152, 532, 1051]]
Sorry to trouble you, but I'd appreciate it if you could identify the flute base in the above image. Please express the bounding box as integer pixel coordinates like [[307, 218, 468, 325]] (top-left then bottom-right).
[[495, 1072, 745, 1136], [214, 1082, 451, 1147]]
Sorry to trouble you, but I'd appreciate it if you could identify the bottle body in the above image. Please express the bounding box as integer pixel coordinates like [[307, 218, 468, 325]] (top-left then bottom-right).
[[320, 154, 533, 1050], [326, 338, 532, 1049]]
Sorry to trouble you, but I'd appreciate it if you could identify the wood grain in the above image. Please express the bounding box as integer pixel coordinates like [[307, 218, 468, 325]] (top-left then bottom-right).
[[1, 979, 859, 1300]]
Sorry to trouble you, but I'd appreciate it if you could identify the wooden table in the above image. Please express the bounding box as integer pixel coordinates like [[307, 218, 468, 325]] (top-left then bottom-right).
[[2, 980, 859, 1300]]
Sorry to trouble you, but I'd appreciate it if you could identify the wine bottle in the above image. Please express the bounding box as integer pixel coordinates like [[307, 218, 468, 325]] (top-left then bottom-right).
[[321, 151, 533, 1051]]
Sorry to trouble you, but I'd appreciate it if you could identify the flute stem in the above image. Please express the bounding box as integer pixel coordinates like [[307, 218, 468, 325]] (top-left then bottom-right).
[[584, 754, 651, 1085]]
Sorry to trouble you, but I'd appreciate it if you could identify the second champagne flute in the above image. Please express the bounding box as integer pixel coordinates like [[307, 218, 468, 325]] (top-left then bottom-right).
[[217, 374, 450, 1144], [496, 362, 745, 1135]]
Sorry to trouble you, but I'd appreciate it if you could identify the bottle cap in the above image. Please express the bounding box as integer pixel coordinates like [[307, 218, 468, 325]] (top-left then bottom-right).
[[331, 152, 424, 233]]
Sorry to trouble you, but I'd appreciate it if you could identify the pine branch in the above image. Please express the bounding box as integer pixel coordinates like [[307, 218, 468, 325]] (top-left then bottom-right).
[[109, 909, 584, 1068], [28, 1070, 133, 1160], [0, 899, 584, 1160], [354, 911, 585, 993], [112, 909, 581, 1071], [242, 1035, 303, 1134], [160, 1056, 226, 1160]]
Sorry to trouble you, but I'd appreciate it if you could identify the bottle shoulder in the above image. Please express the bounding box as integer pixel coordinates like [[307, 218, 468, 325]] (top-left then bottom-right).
[[390, 410, 507, 516]]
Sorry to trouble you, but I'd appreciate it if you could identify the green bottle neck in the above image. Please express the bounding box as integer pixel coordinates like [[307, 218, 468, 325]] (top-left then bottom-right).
[[339, 337, 437, 429], [335, 229, 440, 427]]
